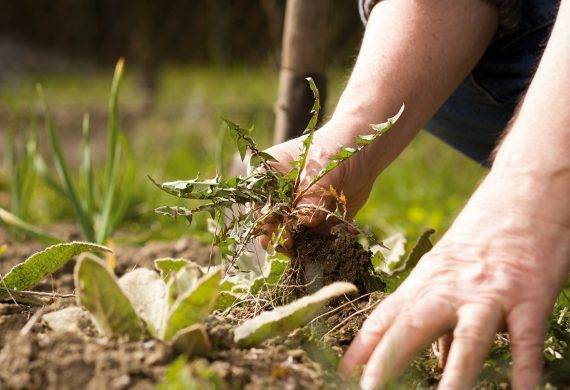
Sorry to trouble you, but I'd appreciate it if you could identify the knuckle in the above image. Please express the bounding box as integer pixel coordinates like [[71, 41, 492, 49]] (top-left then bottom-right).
[[453, 324, 487, 344]]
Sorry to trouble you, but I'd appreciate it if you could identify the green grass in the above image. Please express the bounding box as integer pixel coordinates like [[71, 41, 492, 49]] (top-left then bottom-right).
[[0, 65, 485, 242]]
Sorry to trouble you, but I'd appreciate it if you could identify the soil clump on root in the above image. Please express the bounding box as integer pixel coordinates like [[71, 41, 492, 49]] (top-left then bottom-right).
[[289, 224, 373, 295]]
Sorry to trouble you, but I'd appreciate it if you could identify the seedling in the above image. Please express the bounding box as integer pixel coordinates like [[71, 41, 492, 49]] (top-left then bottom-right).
[[72, 255, 221, 355]]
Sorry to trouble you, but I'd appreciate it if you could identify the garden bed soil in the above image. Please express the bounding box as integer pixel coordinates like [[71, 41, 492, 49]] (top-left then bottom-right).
[[0, 230, 384, 389]]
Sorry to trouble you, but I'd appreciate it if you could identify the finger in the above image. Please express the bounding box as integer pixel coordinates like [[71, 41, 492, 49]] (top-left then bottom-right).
[[434, 331, 453, 369], [360, 300, 456, 389], [507, 303, 548, 390], [438, 303, 501, 389], [339, 294, 401, 376]]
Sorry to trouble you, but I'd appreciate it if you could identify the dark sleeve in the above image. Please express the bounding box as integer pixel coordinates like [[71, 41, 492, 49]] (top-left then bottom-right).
[[358, 0, 521, 32]]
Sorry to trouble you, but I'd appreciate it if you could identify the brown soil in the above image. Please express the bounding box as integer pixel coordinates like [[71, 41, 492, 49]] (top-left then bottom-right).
[[0, 232, 364, 389], [290, 224, 374, 295]]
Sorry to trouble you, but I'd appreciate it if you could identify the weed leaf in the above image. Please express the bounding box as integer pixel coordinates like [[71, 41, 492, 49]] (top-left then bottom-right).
[[307, 104, 404, 189], [162, 267, 222, 340], [171, 323, 212, 357], [119, 268, 167, 337], [406, 228, 435, 269], [288, 77, 320, 187], [250, 252, 289, 295], [371, 233, 407, 275], [75, 254, 146, 339], [2, 241, 110, 291], [155, 258, 193, 281], [234, 282, 357, 347]]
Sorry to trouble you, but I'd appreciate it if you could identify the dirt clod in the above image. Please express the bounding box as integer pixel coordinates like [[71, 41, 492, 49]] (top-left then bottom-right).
[[291, 224, 373, 294]]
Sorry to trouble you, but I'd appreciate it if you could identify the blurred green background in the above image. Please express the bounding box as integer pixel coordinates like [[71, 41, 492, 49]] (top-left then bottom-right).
[[0, 1, 485, 244]]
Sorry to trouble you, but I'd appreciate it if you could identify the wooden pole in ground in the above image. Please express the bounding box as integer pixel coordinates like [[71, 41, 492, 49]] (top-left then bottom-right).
[[274, 0, 329, 144]]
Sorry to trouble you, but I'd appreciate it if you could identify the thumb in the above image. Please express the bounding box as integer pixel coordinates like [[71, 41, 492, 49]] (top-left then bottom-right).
[[296, 184, 334, 229]]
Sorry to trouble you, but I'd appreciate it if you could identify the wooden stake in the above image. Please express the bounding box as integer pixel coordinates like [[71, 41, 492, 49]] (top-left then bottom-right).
[[274, 0, 329, 143]]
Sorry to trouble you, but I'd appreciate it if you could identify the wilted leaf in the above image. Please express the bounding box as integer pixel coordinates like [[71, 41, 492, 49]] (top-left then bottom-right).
[[2, 241, 110, 291], [119, 268, 167, 336], [171, 324, 212, 357], [234, 282, 357, 347], [371, 233, 407, 275], [162, 267, 222, 341], [75, 254, 146, 340]]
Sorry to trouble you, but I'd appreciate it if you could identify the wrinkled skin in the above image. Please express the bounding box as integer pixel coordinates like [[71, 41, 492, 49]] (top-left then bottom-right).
[[261, 130, 569, 389], [339, 174, 570, 389]]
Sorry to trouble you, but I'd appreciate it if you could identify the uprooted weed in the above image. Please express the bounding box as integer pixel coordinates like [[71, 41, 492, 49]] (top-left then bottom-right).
[[153, 78, 404, 303]]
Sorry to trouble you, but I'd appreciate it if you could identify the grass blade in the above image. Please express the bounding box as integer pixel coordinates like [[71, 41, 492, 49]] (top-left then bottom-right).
[[37, 84, 95, 242], [0, 207, 62, 245], [7, 130, 21, 217], [81, 113, 96, 216], [104, 58, 124, 189], [109, 133, 136, 233]]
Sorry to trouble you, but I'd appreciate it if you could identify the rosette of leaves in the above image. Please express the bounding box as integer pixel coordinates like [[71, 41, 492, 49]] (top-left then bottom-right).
[[152, 78, 404, 268], [72, 256, 223, 356]]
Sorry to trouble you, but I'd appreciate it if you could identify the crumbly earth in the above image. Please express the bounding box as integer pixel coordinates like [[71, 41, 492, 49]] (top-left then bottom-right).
[[290, 224, 374, 294], [0, 230, 368, 390]]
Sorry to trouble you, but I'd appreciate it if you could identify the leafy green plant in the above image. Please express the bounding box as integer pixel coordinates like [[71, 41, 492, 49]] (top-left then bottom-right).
[[0, 242, 110, 304], [153, 78, 404, 269], [0, 126, 62, 244], [37, 59, 135, 244], [5, 127, 38, 221], [73, 255, 221, 356], [1, 59, 135, 245]]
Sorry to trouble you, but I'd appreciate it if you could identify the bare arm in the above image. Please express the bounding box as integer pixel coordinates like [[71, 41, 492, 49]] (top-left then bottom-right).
[[327, 0, 498, 179], [340, 3, 570, 388]]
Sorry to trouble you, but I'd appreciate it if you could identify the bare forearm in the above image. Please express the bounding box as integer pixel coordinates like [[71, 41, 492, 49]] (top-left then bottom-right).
[[486, 1, 570, 228], [326, 0, 498, 177]]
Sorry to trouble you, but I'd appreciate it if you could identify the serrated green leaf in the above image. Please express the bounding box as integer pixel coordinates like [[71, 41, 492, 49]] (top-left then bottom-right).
[[171, 324, 212, 357], [234, 282, 357, 347], [118, 268, 167, 337], [406, 228, 435, 269], [287, 77, 320, 188], [306, 105, 404, 190], [75, 254, 146, 340], [2, 241, 110, 291], [162, 267, 222, 341]]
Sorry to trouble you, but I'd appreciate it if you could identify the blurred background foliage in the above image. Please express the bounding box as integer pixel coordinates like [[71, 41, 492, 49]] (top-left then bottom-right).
[[0, 0, 484, 244]]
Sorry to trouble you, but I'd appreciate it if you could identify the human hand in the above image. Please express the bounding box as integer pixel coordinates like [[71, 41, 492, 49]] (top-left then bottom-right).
[[259, 120, 378, 249], [339, 175, 570, 389]]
